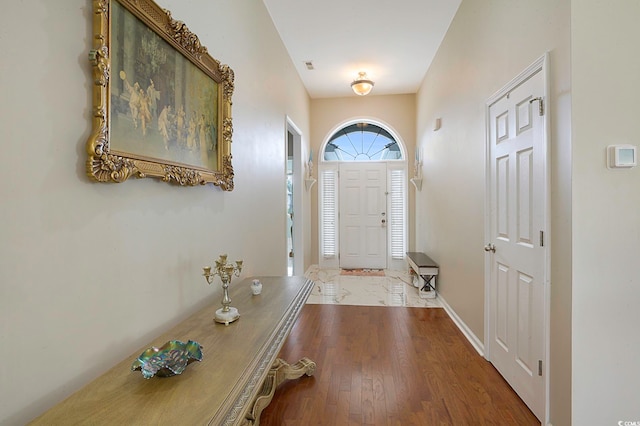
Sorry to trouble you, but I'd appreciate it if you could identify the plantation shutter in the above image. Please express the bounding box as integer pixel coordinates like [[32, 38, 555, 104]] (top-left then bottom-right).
[[320, 168, 338, 259], [389, 168, 406, 260]]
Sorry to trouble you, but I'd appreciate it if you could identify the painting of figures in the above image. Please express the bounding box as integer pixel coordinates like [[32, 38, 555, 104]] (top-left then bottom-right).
[[109, 0, 219, 172]]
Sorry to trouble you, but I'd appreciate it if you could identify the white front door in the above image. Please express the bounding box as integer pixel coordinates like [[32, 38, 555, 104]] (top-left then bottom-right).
[[486, 58, 547, 421], [339, 162, 387, 269]]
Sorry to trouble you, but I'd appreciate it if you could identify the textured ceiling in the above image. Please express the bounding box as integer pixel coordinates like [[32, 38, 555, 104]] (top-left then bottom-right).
[[262, 0, 461, 98]]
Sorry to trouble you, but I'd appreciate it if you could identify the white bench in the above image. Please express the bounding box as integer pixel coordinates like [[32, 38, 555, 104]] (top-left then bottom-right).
[[406, 251, 439, 297]]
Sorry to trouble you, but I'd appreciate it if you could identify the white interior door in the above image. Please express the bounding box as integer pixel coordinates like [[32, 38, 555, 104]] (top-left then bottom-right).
[[339, 162, 387, 269], [486, 60, 547, 421]]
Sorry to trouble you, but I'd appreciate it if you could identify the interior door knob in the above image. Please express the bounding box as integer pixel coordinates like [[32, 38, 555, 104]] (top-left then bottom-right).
[[484, 243, 496, 253]]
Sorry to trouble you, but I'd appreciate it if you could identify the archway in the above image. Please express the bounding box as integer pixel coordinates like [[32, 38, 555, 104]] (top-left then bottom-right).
[[318, 119, 408, 271]]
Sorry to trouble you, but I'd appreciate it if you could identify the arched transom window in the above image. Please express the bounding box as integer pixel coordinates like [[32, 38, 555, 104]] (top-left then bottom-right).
[[323, 122, 402, 161]]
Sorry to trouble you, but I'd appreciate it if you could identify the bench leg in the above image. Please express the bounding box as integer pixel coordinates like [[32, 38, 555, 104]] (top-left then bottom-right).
[[420, 275, 436, 292]]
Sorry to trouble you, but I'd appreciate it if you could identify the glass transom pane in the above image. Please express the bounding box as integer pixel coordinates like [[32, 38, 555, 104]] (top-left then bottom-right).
[[324, 123, 401, 161]]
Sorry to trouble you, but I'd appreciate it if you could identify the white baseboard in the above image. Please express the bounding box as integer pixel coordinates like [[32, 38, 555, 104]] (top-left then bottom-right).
[[438, 294, 485, 357]]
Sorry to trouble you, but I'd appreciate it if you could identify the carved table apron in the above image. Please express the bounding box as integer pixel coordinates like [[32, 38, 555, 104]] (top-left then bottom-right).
[[30, 276, 315, 426]]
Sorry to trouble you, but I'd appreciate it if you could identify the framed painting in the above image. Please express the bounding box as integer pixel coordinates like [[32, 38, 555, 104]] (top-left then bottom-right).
[[87, 0, 235, 190]]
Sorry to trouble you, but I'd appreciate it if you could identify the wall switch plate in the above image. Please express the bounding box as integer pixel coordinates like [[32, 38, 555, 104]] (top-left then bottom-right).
[[607, 145, 637, 169]]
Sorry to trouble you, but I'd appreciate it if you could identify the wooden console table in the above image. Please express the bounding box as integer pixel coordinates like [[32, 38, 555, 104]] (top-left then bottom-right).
[[30, 276, 315, 426]]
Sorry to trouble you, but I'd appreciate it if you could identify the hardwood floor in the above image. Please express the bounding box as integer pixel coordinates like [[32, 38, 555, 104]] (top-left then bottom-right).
[[260, 305, 539, 425]]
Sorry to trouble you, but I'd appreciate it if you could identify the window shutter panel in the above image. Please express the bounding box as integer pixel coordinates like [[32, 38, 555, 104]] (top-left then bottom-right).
[[320, 169, 337, 258], [390, 169, 405, 260]]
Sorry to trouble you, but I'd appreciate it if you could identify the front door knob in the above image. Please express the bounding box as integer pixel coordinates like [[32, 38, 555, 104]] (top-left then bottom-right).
[[484, 243, 496, 253]]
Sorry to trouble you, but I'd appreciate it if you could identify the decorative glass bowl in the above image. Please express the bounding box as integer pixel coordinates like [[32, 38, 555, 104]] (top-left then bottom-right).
[[131, 340, 203, 379]]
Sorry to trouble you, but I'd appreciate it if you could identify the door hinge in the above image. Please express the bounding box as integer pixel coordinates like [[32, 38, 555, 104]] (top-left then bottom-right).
[[538, 360, 543, 376], [539, 230, 544, 247], [530, 97, 544, 116]]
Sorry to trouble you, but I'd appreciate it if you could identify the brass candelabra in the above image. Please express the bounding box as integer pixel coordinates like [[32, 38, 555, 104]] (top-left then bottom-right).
[[203, 254, 243, 325]]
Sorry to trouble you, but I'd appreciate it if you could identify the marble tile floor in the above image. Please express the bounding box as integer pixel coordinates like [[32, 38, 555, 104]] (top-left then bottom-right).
[[304, 265, 442, 308]]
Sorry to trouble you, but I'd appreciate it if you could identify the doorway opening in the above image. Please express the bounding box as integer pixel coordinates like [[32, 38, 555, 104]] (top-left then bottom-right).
[[286, 118, 303, 276], [318, 120, 408, 271]]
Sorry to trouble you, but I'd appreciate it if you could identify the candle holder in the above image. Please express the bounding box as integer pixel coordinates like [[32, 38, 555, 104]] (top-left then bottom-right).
[[203, 254, 243, 325]]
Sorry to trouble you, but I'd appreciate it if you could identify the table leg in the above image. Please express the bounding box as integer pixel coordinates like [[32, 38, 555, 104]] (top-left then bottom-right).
[[244, 357, 316, 425]]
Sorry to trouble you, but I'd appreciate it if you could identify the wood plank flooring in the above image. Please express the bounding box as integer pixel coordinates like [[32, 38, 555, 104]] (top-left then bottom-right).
[[260, 305, 539, 425]]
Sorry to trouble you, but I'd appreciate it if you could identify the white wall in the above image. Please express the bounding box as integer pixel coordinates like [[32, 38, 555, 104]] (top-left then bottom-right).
[[415, 1, 571, 424], [571, 1, 640, 423], [0, 1, 310, 424]]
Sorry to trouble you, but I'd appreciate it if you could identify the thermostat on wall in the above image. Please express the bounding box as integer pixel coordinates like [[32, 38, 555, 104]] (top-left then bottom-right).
[[607, 145, 637, 169]]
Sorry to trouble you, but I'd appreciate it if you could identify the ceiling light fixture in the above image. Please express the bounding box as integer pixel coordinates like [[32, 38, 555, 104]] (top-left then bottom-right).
[[351, 71, 374, 96]]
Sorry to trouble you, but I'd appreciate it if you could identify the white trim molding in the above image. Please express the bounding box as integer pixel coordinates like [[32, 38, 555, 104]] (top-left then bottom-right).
[[438, 294, 485, 357]]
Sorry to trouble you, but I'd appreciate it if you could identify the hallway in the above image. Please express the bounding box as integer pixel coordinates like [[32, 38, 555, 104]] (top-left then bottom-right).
[[260, 304, 538, 425], [304, 265, 441, 308]]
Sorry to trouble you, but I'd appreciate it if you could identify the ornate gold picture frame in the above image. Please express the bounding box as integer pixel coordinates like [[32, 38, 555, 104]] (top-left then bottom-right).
[[88, 0, 234, 190]]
